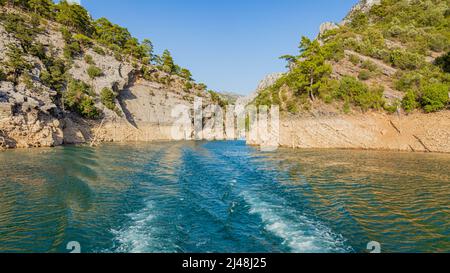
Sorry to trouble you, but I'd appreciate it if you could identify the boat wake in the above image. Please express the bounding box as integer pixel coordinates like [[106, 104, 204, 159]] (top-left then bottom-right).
[[110, 201, 177, 253], [241, 191, 352, 253]]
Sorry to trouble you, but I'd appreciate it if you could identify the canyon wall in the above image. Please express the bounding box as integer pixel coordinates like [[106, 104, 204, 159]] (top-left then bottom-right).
[[248, 111, 450, 153]]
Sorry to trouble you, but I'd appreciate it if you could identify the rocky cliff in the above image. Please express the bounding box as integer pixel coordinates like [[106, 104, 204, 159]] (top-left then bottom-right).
[[247, 107, 450, 153], [0, 5, 215, 150]]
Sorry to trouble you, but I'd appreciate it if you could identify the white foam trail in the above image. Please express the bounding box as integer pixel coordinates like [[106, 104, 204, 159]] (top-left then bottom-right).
[[242, 192, 351, 253], [111, 202, 175, 253]]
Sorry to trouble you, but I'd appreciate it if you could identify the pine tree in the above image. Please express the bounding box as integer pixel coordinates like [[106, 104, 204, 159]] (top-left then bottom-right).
[[180, 68, 192, 81], [5, 44, 30, 83], [56, 0, 93, 36], [141, 39, 154, 62], [28, 0, 53, 17], [160, 49, 175, 74], [296, 37, 331, 101]]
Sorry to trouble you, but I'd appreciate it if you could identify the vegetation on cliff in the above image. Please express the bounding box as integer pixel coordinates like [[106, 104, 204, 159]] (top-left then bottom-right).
[[0, 0, 215, 119], [256, 0, 450, 114]]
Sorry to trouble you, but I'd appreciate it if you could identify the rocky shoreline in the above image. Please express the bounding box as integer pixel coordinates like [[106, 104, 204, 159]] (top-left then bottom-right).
[[248, 110, 450, 153], [3, 108, 450, 154]]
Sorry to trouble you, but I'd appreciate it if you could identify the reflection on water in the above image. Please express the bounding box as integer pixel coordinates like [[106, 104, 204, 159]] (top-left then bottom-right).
[[0, 142, 449, 253]]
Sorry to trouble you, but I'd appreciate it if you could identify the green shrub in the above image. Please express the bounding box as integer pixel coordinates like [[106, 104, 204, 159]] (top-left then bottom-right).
[[358, 70, 372, 81], [286, 101, 299, 113], [0, 13, 39, 52], [366, 28, 385, 46], [255, 89, 272, 107], [350, 12, 369, 29], [84, 54, 95, 65], [27, 0, 54, 18], [355, 85, 385, 111], [390, 50, 423, 70], [208, 90, 228, 108], [78, 96, 100, 119], [0, 69, 6, 81], [64, 80, 101, 119], [343, 37, 359, 50], [343, 101, 351, 114], [100, 87, 117, 110], [336, 76, 384, 111], [180, 68, 192, 81], [141, 57, 151, 65], [428, 33, 448, 52], [402, 90, 419, 112], [388, 25, 404, 38], [73, 33, 93, 47], [322, 40, 345, 62], [421, 83, 449, 113], [349, 54, 361, 65], [93, 46, 106, 56], [60, 27, 72, 43], [5, 45, 31, 83], [395, 71, 423, 92], [22, 73, 34, 90], [184, 81, 193, 91], [375, 49, 392, 64], [64, 41, 82, 60], [435, 51, 450, 73], [197, 83, 207, 91], [336, 76, 368, 100], [114, 51, 123, 62], [384, 104, 399, 114], [87, 65, 103, 79], [56, 1, 94, 36], [271, 92, 281, 105], [40, 57, 67, 91], [318, 79, 339, 103], [29, 42, 46, 60], [361, 60, 378, 72]]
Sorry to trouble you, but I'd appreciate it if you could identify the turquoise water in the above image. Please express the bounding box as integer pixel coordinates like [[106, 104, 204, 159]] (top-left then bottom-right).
[[0, 141, 449, 253]]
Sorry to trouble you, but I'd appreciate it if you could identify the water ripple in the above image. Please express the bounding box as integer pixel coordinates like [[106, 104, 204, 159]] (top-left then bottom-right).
[[0, 142, 449, 253]]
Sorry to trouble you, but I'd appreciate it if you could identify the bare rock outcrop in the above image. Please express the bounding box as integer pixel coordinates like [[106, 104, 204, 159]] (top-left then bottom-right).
[[342, 0, 381, 24], [319, 22, 338, 37], [0, 110, 63, 148], [248, 111, 450, 153], [256, 72, 284, 92], [237, 72, 284, 108]]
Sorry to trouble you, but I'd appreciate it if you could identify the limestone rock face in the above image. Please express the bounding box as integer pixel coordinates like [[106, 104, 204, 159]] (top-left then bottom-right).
[[355, 0, 381, 13], [236, 72, 284, 108], [256, 73, 284, 92], [342, 0, 381, 24], [0, 76, 62, 148], [248, 111, 450, 153], [0, 102, 12, 120], [0, 110, 63, 149], [68, 48, 135, 97], [319, 22, 338, 37]]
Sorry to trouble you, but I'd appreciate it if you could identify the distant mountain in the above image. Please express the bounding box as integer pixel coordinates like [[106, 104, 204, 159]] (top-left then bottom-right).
[[217, 91, 243, 104]]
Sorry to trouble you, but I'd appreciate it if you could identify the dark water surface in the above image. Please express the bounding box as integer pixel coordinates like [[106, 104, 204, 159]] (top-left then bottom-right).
[[0, 141, 449, 253]]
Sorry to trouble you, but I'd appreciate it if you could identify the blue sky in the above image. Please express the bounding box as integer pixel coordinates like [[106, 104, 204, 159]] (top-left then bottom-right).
[[82, 0, 358, 95]]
